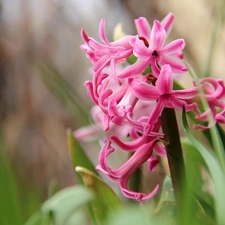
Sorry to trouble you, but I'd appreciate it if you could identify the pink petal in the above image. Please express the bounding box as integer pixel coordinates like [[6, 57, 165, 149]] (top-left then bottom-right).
[[93, 55, 109, 72], [150, 59, 161, 76], [147, 156, 159, 172], [132, 37, 152, 57], [161, 39, 186, 54], [103, 114, 110, 131], [120, 182, 159, 202], [161, 13, 174, 35], [118, 140, 159, 201], [144, 99, 165, 135], [108, 99, 124, 117], [156, 64, 173, 95], [172, 87, 199, 99], [98, 18, 109, 45], [135, 17, 151, 41], [154, 142, 167, 157], [99, 88, 113, 108], [111, 35, 133, 49], [160, 55, 188, 73], [150, 20, 166, 50], [129, 78, 159, 101], [81, 28, 90, 44], [84, 81, 98, 104], [110, 58, 121, 84], [111, 135, 149, 151], [118, 58, 150, 79], [74, 125, 101, 141]]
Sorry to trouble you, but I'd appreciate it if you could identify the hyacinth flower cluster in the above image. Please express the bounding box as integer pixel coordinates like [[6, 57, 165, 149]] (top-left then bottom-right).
[[75, 13, 225, 202]]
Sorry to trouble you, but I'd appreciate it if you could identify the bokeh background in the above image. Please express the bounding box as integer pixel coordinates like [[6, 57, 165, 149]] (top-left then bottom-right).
[[0, 0, 225, 218]]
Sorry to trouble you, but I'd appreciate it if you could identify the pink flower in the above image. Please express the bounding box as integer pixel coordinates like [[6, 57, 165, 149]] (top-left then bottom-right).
[[194, 78, 225, 129], [96, 139, 160, 202], [80, 19, 133, 84], [118, 14, 187, 79], [74, 105, 131, 141], [129, 64, 199, 135]]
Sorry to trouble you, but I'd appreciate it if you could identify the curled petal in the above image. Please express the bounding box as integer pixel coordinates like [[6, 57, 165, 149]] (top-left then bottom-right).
[[108, 99, 124, 117], [111, 134, 150, 151], [99, 18, 109, 45], [120, 181, 159, 202], [84, 81, 98, 104], [200, 78, 225, 100], [99, 89, 113, 108], [118, 139, 160, 201], [96, 165, 119, 182]]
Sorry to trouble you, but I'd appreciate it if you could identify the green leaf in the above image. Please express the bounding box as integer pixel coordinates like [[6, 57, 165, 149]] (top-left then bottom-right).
[[182, 139, 215, 220], [75, 167, 123, 224], [67, 130, 98, 178], [154, 176, 176, 217], [25, 186, 93, 225], [104, 206, 152, 225], [38, 62, 89, 126], [0, 151, 23, 225], [182, 110, 225, 225]]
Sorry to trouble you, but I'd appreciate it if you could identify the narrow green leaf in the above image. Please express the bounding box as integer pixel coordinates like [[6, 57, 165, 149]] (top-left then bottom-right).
[[67, 130, 98, 177], [182, 139, 215, 220], [38, 62, 89, 126], [215, 123, 225, 151], [75, 166, 123, 224], [182, 110, 225, 225], [0, 151, 23, 225]]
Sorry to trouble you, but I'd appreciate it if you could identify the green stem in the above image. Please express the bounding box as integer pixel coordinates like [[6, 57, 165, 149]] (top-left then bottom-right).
[[161, 108, 186, 218]]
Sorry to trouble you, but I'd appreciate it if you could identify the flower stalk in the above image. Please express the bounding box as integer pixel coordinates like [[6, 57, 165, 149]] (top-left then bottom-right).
[[161, 108, 186, 215]]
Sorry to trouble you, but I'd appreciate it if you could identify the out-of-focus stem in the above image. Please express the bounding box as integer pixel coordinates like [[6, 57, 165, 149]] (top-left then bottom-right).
[[161, 108, 186, 218]]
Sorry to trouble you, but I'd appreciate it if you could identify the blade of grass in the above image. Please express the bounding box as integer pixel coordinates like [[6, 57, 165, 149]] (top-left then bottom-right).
[[0, 151, 23, 225], [67, 130, 98, 178]]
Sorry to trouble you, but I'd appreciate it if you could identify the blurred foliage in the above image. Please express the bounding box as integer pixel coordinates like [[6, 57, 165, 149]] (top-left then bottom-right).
[[38, 63, 90, 126]]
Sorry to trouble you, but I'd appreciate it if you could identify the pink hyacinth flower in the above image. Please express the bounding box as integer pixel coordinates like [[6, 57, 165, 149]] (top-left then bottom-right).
[[80, 19, 133, 84], [129, 64, 199, 135], [96, 139, 160, 202], [194, 78, 225, 129], [118, 14, 187, 79]]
